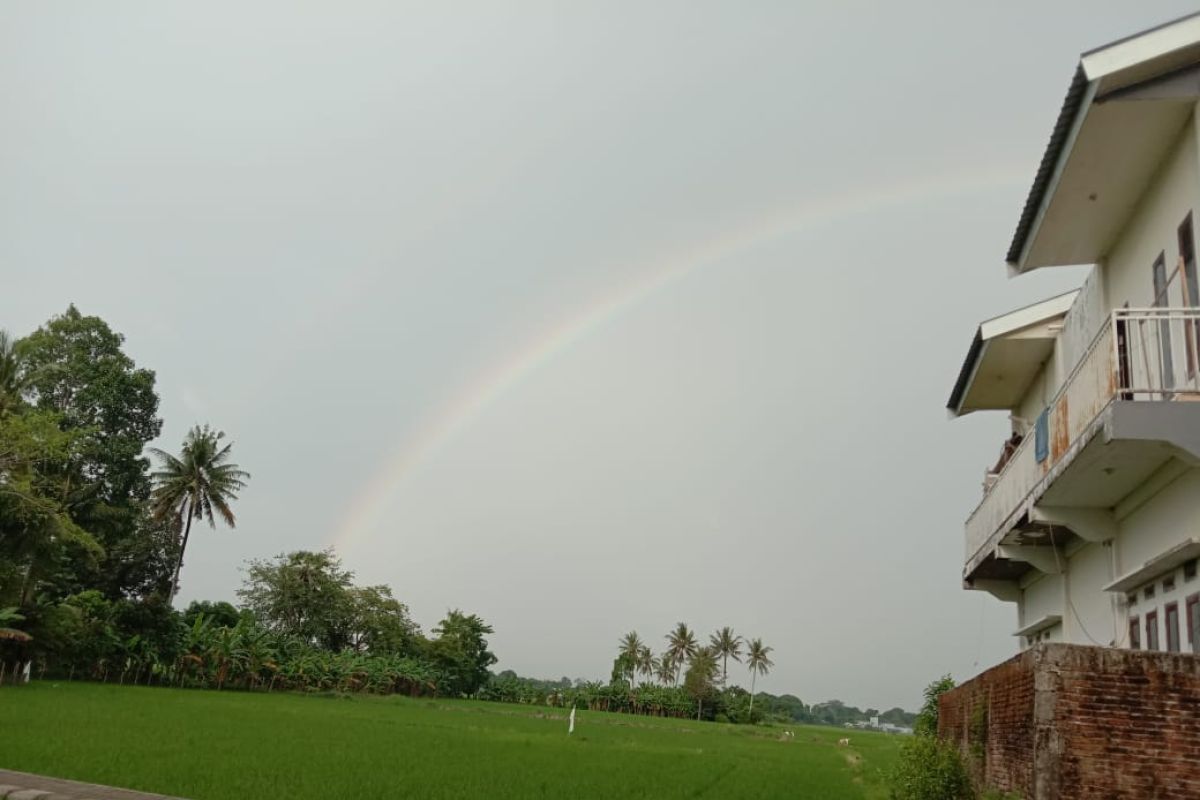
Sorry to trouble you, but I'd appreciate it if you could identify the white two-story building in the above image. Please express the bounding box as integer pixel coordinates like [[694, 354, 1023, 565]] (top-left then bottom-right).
[[950, 13, 1200, 654]]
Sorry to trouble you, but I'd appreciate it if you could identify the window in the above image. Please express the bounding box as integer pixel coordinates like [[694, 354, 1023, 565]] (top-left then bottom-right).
[[1129, 616, 1141, 650], [1127, 592, 1138, 607], [1166, 603, 1181, 652], [1179, 213, 1198, 375], [1164, 575, 1176, 592], [1153, 252, 1176, 390], [1145, 583, 1156, 600], [1188, 594, 1200, 653], [1186, 559, 1197, 582], [1147, 610, 1160, 651]]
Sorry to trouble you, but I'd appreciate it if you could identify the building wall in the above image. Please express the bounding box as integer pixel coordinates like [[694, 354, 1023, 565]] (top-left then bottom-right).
[[1020, 573, 1063, 643], [1117, 465, 1199, 569], [1116, 465, 1200, 653], [1062, 541, 1117, 646], [1002, 113, 1200, 652], [1058, 268, 1105, 378], [940, 643, 1200, 800], [1102, 110, 1200, 311]]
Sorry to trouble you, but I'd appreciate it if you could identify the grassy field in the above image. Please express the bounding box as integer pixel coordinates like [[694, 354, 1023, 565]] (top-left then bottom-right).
[[0, 683, 902, 799]]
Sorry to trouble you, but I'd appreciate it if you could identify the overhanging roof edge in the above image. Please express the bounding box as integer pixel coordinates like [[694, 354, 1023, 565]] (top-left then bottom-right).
[[1006, 66, 1090, 267]]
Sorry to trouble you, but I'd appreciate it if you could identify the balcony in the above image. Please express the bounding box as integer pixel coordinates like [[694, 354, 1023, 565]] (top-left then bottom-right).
[[964, 308, 1200, 587]]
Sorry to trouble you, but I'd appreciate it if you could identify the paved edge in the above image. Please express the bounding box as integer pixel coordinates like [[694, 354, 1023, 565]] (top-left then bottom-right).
[[0, 771, 190, 800]]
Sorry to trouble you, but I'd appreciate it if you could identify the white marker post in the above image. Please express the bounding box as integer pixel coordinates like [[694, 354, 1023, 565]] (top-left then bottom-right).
[[569, 704, 576, 735]]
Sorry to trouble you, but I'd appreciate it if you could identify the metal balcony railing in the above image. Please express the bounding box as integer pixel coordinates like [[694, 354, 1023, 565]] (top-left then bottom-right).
[[965, 307, 1200, 564]]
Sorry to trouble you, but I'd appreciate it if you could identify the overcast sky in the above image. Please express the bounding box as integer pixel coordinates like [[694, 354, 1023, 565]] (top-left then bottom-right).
[[3, 2, 1195, 711]]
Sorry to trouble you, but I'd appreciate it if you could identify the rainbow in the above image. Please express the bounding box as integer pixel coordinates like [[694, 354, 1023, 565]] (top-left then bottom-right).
[[331, 165, 1026, 555]]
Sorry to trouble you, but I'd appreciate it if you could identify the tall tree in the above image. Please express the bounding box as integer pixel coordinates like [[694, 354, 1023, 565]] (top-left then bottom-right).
[[150, 425, 249, 602], [237, 550, 351, 649], [346, 584, 420, 656], [617, 631, 643, 689], [746, 637, 774, 719], [655, 652, 676, 686], [18, 307, 164, 599], [665, 622, 698, 685], [20, 306, 162, 523], [0, 410, 99, 605], [684, 647, 720, 721], [636, 644, 655, 687], [429, 610, 497, 697], [709, 626, 743, 686]]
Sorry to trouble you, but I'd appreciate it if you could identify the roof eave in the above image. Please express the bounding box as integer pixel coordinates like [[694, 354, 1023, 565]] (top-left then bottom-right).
[[946, 329, 985, 415], [1006, 66, 1091, 270]]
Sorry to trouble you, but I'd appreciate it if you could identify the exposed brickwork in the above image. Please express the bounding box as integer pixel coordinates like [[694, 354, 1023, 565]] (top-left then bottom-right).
[[939, 644, 1200, 800]]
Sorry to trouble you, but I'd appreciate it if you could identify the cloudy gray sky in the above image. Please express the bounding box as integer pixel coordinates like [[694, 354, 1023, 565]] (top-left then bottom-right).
[[3, 1, 1194, 710]]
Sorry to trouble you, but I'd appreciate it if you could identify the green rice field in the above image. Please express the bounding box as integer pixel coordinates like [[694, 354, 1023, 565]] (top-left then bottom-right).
[[0, 683, 903, 799]]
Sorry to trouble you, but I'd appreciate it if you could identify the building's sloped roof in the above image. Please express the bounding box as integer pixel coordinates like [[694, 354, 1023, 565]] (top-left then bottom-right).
[[1006, 11, 1200, 269]]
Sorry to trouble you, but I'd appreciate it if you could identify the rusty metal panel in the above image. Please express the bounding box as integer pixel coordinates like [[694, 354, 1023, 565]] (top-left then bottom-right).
[[1051, 396, 1070, 463]]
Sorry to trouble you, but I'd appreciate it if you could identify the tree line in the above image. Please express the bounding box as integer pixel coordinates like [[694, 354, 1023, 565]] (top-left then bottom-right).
[[0, 307, 494, 698]]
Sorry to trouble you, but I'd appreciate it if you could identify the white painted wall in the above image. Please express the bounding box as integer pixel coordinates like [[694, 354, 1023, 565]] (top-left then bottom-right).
[[1020, 573, 1064, 646], [1118, 467, 1200, 569], [1062, 541, 1117, 646], [1102, 110, 1200, 310]]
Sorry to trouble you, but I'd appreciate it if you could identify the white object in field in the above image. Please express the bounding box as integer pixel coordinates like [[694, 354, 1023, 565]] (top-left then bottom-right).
[[569, 704, 576, 735], [21, 661, 31, 683]]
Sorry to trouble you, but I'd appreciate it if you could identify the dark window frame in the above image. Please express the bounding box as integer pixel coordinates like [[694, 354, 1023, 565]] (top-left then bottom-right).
[[1147, 610, 1160, 651], [1187, 593, 1200, 652], [1179, 212, 1198, 376], [1166, 602, 1181, 652], [1129, 615, 1141, 650], [1152, 251, 1176, 391]]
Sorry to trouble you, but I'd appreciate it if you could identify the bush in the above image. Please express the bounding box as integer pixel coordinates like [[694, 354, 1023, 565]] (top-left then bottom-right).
[[889, 734, 974, 800]]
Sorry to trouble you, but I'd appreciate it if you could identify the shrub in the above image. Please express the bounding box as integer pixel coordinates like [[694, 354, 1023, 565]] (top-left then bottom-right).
[[889, 734, 974, 800]]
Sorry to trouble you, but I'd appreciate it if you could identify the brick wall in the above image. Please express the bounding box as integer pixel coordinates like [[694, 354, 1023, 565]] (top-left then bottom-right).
[[939, 644, 1200, 799]]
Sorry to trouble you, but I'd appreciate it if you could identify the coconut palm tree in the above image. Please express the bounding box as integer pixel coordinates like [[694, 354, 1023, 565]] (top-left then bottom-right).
[[617, 631, 643, 688], [665, 622, 698, 684], [636, 644, 655, 686], [709, 626, 743, 686], [150, 425, 249, 603], [746, 637, 774, 719], [685, 647, 720, 721], [655, 652, 676, 686]]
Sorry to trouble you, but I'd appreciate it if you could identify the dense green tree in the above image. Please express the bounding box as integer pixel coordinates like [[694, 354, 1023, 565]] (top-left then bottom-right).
[[238, 550, 354, 650], [745, 637, 774, 718], [184, 600, 242, 630], [19, 306, 161, 536], [0, 409, 99, 605], [428, 610, 496, 697], [709, 626, 742, 686], [150, 424, 249, 602], [346, 585, 420, 655]]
